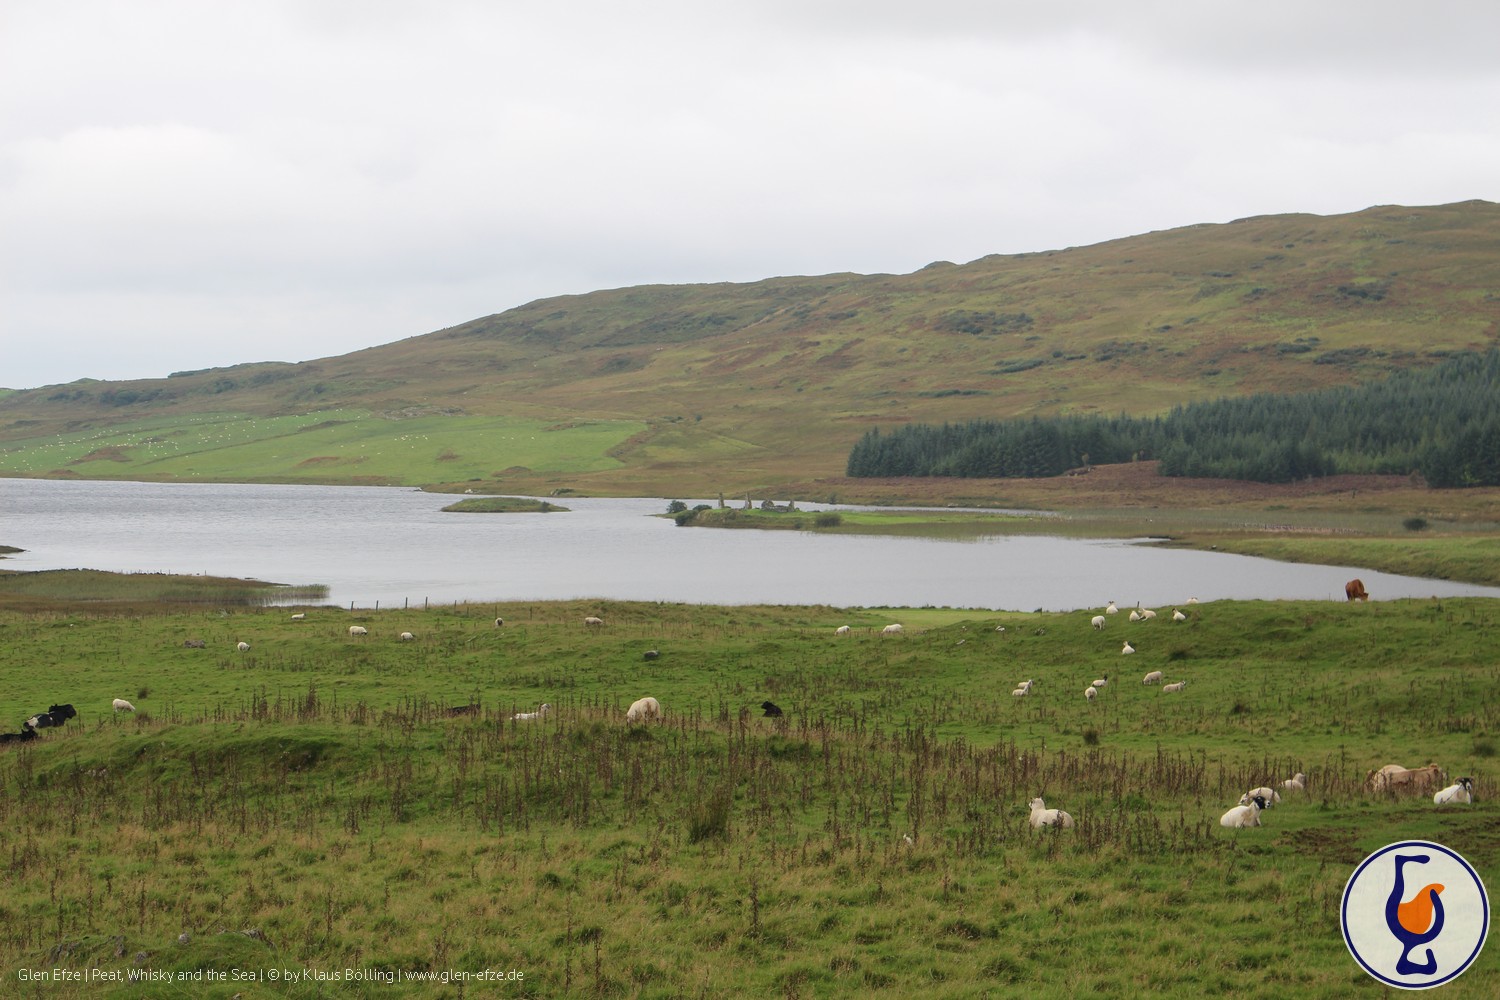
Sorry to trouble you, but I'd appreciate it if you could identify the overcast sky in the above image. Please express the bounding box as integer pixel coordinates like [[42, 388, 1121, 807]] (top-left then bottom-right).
[[4, 1, 1499, 390]]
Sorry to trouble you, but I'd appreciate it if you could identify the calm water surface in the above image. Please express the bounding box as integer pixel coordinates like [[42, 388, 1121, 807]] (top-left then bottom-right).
[[4, 478, 1499, 611]]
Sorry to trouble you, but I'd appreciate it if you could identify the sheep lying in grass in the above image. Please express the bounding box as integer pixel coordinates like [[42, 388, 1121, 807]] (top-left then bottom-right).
[[626, 696, 661, 723], [1239, 787, 1282, 808], [1220, 794, 1268, 828], [1028, 797, 1075, 829], [290, 612, 306, 621], [1162, 680, 1187, 693], [1105, 602, 1118, 615], [399, 631, 415, 641], [584, 616, 604, 627], [512, 703, 551, 721], [1121, 641, 1135, 655], [1282, 772, 1307, 791], [236, 641, 250, 652], [1092, 675, 1108, 688], [1172, 610, 1187, 622], [1433, 777, 1475, 805], [1016, 679, 1033, 694], [835, 625, 851, 635]]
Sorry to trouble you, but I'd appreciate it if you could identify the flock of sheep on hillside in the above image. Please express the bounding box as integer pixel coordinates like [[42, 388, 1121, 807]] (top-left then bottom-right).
[[4, 592, 1479, 833]]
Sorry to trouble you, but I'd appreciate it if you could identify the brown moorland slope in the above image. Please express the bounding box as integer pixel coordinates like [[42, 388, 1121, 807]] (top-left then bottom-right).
[[2, 200, 1498, 498]]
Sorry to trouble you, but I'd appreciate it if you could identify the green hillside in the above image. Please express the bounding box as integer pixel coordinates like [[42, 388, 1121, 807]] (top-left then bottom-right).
[[3, 200, 1499, 497]]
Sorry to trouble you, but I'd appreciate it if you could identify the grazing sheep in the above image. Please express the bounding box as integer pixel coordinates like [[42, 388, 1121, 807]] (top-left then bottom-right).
[[512, 703, 551, 721], [626, 696, 661, 723], [399, 631, 415, 641], [761, 701, 783, 717], [1162, 680, 1187, 693], [584, 616, 604, 627], [1016, 679, 1034, 693], [642, 649, 660, 661], [1084, 686, 1097, 701], [1092, 675, 1109, 688], [1365, 763, 1446, 794], [1171, 610, 1187, 622], [1105, 602, 1118, 615], [1433, 777, 1475, 806], [1121, 641, 1135, 655], [1282, 772, 1307, 791], [1012, 687, 1029, 698], [236, 641, 251, 652], [290, 612, 306, 621], [1239, 787, 1282, 808], [494, 617, 505, 628], [1142, 670, 1164, 685], [112, 698, 135, 712], [1028, 797, 1075, 829], [1220, 795, 1268, 828], [835, 625, 851, 635], [348, 625, 368, 637], [881, 623, 904, 635], [1090, 615, 1106, 630]]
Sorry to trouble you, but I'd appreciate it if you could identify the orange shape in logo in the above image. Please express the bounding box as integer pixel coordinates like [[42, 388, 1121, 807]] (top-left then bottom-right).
[[1397, 883, 1445, 935]]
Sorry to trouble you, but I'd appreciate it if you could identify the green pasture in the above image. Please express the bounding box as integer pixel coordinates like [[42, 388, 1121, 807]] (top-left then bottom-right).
[[1, 598, 1498, 998], [0, 411, 643, 484]]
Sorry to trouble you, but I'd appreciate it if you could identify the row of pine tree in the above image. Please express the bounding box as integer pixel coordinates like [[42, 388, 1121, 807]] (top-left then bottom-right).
[[845, 349, 1500, 486]]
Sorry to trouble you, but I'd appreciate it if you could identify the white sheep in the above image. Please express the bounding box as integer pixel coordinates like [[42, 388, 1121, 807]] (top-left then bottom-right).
[[236, 641, 250, 652], [1105, 602, 1118, 615], [399, 631, 415, 641], [1239, 787, 1282, 808], [1016, 679, 1034, 693], [1092, 675, 1109, 688], [349, 625, 367, 637], [290, 612, 306, 621], [1084, 686, 1097, 701], [1186, 597, 1199, 604], [1171, 610, 1187, 622], [835, 625, 851, 635], [881, 623, 903, 635], [1220, 795, 1268, 828], [512, 703, 552, 721], [1028, 797, 1075, 829], [1091, 615, 1106, 630], [626, 696, 661, 723], [1282, 772, 1307, 791], [1433, 777, 1475, 806], [1121, 641, 1135, 655], [1162, 680, 1187, 693], [584, 616, 604, 627], [494, 617, 505, 628], [1142, 670, 1164, 685], [112, 698, 135, 712], [1128, 610, 1142, 622], [1139, 607, 1158, 621], [1011, 687, 1028, 698]]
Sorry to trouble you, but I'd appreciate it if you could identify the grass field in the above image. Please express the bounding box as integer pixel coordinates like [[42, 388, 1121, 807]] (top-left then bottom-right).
[[2, 597, 1497, 997], [0, 412, 644, 485]]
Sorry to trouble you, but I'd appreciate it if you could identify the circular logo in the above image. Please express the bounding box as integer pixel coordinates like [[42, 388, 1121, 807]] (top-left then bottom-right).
[[1342, 840, 1490, 989]]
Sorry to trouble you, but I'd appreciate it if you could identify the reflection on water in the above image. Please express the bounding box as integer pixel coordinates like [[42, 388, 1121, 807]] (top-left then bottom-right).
[[4, 478, 1499, 611]]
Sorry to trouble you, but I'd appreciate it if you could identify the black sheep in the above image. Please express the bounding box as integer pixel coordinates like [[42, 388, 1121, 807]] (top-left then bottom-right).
[[761, 701, 783, 718]]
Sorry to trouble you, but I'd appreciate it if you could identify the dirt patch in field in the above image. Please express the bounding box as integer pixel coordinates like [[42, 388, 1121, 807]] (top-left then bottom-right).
[[70, 446, 131, 464]]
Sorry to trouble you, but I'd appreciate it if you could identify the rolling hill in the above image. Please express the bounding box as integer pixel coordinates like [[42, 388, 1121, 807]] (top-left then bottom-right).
[[3, 199, 1498, 498]]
